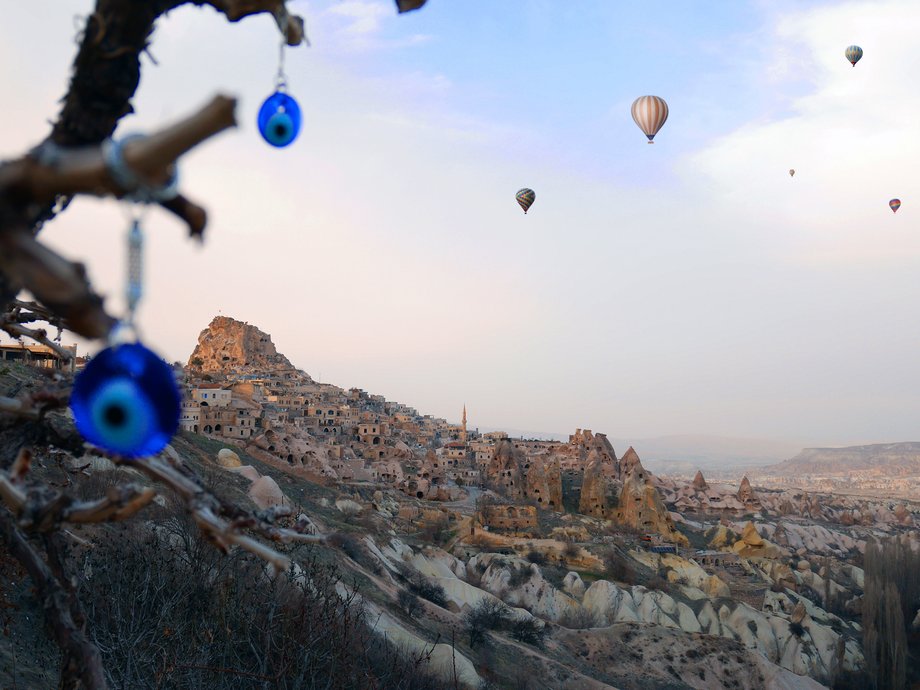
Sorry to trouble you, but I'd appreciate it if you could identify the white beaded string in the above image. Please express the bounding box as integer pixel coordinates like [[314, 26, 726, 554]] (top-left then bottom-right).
[[126, 212, 144, 326]]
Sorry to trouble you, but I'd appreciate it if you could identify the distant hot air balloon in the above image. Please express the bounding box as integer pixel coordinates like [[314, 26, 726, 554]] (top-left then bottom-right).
[[789, 169, 795, 177], [631, 96, 669, 144], [890, 198, 901, 213], [845, 45, 863, 66], [516, 188, 536, 214]]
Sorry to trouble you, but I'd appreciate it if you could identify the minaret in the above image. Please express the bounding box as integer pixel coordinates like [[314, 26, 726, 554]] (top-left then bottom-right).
[[461, 404, 467, 443]]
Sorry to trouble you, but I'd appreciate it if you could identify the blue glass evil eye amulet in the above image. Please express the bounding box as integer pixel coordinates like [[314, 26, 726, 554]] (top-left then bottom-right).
[[258, 91, 301, 147], [70, 343, 181, 458]]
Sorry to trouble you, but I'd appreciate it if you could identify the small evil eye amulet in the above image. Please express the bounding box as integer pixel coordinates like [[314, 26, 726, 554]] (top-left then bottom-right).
[[70, 135, 181, 458]]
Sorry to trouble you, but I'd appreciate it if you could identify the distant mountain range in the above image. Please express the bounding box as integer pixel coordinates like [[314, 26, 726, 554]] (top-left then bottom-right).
[[754, 442, 920, 478]]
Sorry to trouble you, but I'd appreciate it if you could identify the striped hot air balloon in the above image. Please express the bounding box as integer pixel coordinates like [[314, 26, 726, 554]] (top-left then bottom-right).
[[890, 198, 901, 213], [516, 188, 536, 214], [631, 96, 669, 144], [845, 45, 863, 66]]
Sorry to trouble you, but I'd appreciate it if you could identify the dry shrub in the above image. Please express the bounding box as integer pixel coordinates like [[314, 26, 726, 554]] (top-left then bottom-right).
[[326, 531, 381, 574], [558, 607, 598, 630], [78, 511, 439, 689], [464, 599, 511, 649], [525, 550, 547, 566], [408, 576, 447, 608], [463, 598, 547, 649], [397, 589, 422, 617], [602, 547, 637, 585]]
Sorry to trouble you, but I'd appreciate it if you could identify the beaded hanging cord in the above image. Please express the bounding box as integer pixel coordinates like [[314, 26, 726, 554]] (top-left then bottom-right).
[[102, 134, 179, 334]]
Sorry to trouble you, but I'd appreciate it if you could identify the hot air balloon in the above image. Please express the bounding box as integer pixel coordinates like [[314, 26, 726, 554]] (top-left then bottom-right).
[[890, 199, 901, 213], [789, 169, 795, 177], [631, 96, 669, 144], [845, 45, 863, 66], [516, 188, 536, 214]]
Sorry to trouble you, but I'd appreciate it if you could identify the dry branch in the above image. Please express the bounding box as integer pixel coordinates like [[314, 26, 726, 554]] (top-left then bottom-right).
[[125, 455, 325, 574], [6, 94, 237, 208], [0, 446, 325, 576], [0, 394, 41, 419], [0, 321, 74, 361], [0, 508, 109, 689], [0, 95, 237, 338]]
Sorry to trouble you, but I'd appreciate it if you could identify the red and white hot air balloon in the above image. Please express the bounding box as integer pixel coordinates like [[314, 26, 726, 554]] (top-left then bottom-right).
[[631, 95, 669, 144]]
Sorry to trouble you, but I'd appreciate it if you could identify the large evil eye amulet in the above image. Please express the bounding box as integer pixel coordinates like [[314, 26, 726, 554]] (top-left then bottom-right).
[[258, 91, 301, 148], [70, 343, 180, 458]]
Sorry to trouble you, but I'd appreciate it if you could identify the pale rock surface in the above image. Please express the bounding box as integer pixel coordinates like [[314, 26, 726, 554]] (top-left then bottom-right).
[[216, 448, 242, 468], [737, 475, 760, 507], [582, 580, 639, 625], [335, 499, 363, 515], [615, 456, 689, 545], [366, 606, 480, 688], [229, 465, 261, 482], [704, 574, 731, 598], [751, 652, 828, 690], [479, 556, 580, 622], [692, 469, 708, 490], [562, 571, 586, 600], [677, 601, 702, 633], [707, 524, 738, 549], [579, 450, 614, 517], [733, 522, 784, 559], [247, 475, 285, 508], [741, 521, 765, 546]]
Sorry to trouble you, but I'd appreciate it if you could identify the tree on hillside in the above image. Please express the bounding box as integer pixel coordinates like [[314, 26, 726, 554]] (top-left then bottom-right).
[[0, 1, 427, 687], [862, 536, 920, 690]]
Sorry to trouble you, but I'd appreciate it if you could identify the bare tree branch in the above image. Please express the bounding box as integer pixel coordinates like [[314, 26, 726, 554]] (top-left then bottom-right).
[[0, 321, 74, 361], [0, 508, 109, 689], [0, 230, 115, 339], [0, 95, 237, 338]]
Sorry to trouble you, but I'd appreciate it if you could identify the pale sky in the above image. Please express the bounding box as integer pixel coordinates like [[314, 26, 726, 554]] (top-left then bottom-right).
[[4, 1, 920, 445]]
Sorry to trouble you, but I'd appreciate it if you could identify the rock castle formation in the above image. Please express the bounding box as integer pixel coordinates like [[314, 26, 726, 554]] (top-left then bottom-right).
[[188, 316, 297, 374]]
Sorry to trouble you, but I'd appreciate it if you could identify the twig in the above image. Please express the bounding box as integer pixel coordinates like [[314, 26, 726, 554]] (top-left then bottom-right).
[[0, 321, 74, 361], [0, 229, 114, 340], [0, 508, 109, 689], [6, 94, 238, 206], [0, 395, 40, 420], [175, 663, 278, 682], [0, 95, 238, 339], [126, 456, 325, 574]]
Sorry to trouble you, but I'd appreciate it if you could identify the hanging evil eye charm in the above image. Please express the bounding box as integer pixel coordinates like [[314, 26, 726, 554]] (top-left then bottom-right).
[[258, 91, 301, 148], [70, 342, 181, 458]]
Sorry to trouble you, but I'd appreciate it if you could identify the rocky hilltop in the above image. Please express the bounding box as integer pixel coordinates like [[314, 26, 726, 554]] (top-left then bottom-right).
[[188, 316, 298, 374], [748, 442, 920, 497], [761, 442, 920, 476]]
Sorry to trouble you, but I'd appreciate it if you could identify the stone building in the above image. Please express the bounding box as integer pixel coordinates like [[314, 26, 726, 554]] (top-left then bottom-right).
[[192, 384, 231, 407], [179, 399, 201, 433], [478, 504, 538, 532]]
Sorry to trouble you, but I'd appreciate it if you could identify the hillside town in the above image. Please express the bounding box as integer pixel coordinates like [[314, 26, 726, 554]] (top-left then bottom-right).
[[4, 314, 920, 688], [167, 316, 920, 687]]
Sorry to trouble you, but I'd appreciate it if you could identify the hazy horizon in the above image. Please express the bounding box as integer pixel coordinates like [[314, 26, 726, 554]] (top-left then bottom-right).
[[5, 1, 920, 447]]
